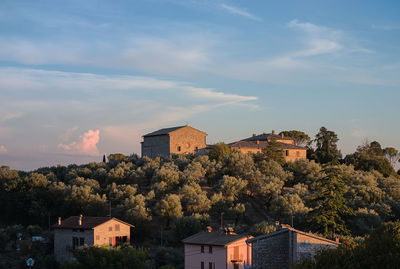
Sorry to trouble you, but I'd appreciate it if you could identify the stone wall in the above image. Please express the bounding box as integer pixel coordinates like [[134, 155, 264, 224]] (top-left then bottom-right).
[[251, 232, 290, 269], [141, 135, 170, 158], [169, 127, 206, 155], [283, 149, 307, 162]]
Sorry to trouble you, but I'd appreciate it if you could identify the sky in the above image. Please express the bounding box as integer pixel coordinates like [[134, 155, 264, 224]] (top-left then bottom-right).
[[0, 0, 399, 171]]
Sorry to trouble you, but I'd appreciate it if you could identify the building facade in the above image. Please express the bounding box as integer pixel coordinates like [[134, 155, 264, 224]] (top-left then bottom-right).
[[247, 224, 339, 269], [52, 215, 134, 263], [229, 130, 307, 162], [182, 228, 252, 269], [141, 125, 207, 158]]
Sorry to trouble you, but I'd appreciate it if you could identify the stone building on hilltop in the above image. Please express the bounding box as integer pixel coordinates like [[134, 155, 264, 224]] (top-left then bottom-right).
[[141, 125, 207, 158], [229, 130, 307, 162]]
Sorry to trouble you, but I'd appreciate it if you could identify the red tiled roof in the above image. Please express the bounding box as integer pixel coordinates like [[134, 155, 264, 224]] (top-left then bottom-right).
[[52, 216, 134, 230]]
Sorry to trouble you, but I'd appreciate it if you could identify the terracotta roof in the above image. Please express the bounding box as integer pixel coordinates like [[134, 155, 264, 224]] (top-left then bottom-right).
[[247, 227, 339, 245], [229, 140, 306, 150], [143, 125, 207, 137], [52, 216, 134, 230], [182, 231, 250, 246], [243, 133, 293, 141]]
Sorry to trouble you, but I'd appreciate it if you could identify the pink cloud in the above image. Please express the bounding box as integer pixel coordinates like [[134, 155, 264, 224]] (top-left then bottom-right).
[[58, 129, 101, 156], [0, 145, 7, 154]]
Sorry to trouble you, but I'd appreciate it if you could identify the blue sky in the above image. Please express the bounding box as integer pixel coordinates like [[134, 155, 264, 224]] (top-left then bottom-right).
[[0, 0, 399, 170]]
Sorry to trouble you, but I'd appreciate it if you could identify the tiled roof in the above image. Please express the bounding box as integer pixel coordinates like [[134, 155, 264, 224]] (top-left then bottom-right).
[[143, 125, 207, 137], [182, 231, 249, 246], [52, 216, 134, 229], [243, 133, 292, 141], [247, 227, 339, 245], [229, 140, 306, 150]]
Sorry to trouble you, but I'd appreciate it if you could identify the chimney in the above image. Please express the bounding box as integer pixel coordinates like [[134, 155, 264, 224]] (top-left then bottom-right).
[[272, 130, 275, 135], [257, 140, 260, 145], [58, 217, 62, 225], [206, 226, 212, 233], [281, 133, 284, 139], [252, 133, 256, 137], [79, 214, 83, 226], [275, 221, 280, 230]]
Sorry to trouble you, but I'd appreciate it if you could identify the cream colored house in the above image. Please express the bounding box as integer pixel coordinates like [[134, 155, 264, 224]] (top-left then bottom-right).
[[182, 227, 252, 269], [229, 130, 307, 162], [52, 215, 134, 263], [141, 125, 207, 158]]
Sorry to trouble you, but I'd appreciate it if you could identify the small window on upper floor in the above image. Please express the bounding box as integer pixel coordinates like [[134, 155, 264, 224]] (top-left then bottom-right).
[[177, 146, 181, 152], [201, 245, 204, 253], [285, 150, 289, 156], [115, 224, 120, 231], [109, 226, 113, 232], [208, 245, 212, 253]]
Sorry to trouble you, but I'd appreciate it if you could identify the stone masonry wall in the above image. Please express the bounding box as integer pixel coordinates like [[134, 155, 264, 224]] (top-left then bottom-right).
[[252, 232, 290, 269], [169, 127, 206, 155], [141, 135, 170, 158]]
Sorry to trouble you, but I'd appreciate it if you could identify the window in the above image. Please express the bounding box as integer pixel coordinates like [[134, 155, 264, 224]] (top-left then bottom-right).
[[208, 245, 212, 253], [201, 262, 204, 269], [115, 224, 120, 231], [177, 146, 181, 152], [201, 245, 204, 253], [209, 262, 213, 269], [285, 150, 289, 156], [109, 226, 113, 232], [96, 235, 100, 241], [79, 237, 85, 246]]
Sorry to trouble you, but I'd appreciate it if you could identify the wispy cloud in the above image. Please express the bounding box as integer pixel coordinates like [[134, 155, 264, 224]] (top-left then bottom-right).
[[58, 129, 101, 156], [220, 4, 261, 21], [185, 86, 258, 103]]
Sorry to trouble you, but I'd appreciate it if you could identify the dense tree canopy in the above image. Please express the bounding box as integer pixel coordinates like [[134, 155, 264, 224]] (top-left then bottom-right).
[[1, 126, 400, 268]]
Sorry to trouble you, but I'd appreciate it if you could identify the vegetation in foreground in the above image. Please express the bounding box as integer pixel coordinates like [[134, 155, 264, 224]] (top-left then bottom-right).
[[0, 127, 399, 268]]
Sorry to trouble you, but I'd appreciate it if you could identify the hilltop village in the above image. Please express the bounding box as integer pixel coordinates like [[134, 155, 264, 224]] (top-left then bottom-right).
[[1, 125, 400, 268], [141, 125, 307, 162]]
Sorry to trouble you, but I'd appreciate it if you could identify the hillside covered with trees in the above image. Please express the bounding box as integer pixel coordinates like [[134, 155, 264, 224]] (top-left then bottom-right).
[[1, 127, 400, 268]]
